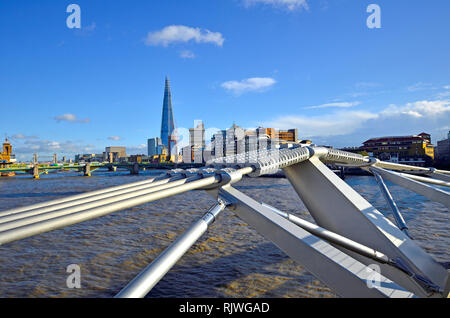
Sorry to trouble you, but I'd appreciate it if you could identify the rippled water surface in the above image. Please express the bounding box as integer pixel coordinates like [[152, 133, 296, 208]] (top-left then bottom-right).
[[0, 170, 448, 298]]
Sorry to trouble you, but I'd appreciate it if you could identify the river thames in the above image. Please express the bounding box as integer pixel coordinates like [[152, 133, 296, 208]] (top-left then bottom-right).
[[0, 170, 448, 298]]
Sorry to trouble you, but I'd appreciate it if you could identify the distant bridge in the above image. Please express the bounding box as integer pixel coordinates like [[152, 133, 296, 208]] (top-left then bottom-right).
[[0, 162, 204, 179], [0, 146, 449, 298]]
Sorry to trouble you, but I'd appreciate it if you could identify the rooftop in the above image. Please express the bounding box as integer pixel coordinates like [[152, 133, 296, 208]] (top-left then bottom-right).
[[363, 133, 431, 144]]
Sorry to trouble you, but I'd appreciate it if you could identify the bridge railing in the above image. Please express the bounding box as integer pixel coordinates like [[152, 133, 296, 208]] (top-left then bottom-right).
[[0, 146, 449, 298]]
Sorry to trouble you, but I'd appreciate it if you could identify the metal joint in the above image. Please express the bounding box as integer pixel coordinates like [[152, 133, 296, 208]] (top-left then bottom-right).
[[202, 199, 227, 225]]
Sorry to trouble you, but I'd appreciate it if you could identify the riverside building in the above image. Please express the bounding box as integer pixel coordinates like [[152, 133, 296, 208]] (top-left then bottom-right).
[[362, 132, 435, 166]]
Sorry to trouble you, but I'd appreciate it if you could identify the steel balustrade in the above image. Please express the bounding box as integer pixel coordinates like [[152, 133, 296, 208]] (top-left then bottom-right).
[[0, 175, 199, 232], [0, 173, 169, 217], [394, 172, 450, 188], [0, 175, 217, 245], [0, 146, 448, 298], [0, 175, 185, 225]]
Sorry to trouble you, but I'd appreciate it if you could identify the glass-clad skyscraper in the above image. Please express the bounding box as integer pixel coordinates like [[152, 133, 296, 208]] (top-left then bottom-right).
[[160, 77, 176, 155], [148, 137, 162, 157]]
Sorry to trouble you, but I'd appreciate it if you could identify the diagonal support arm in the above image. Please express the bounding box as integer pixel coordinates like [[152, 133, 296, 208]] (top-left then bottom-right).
[[282, 157, 448, 297], [217, 186, 415, 298]]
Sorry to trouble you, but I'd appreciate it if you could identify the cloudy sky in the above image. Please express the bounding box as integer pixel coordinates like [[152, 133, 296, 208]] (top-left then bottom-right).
[[1, 0, 449, 160]]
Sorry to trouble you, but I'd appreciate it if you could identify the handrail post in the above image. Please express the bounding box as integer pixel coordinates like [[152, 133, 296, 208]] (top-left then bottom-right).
[[371, 170, 411, 238], [115, 200, 227, 298]]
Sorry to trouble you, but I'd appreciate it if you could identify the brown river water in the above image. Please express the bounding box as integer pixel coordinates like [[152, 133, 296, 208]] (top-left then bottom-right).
[[0, 170, 448, 298]]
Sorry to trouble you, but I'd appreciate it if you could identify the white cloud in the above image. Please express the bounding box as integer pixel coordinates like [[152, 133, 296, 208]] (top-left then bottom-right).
[[180, 50, 196, 59], [381, 100, 450, 118], [12, 133, 26, 139], [242, 0, 309, 11], [108, 136, 121, 141], [436, 85, 450, 98], [304, 101, 360, 110], [11, 137, 147, 161], [407, 82, 435, 92], [54, 114, 91, 124], [437, 91, 450, 99], [11, 134, 38, 140], [13, 138, 101, 160], [74, 22, 97, 37], [263, 99, 450, 142], [127, 144, 147, 155], [221, 77, 276, 95], [144, 25, 224, 47], [266, 111, 377, 137], [354, 82, 381, 88], [84, 22, 96, 32]]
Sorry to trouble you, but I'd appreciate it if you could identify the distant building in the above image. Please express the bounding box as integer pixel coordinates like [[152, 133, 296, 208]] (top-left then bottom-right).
[[362, 132, 434, 166], [160, 77, 177, 156], [129, 155, 151, 163], [150, 154, 179, 164], [75, 153, 104, 163], [0, 138, 13, 168], [104, 147, 127, 163], [210, 125, 300, 160], [183, 121, 207, 163], [212, 123, 246, 158], [436, 131, 450, 164], [180, 123, 302, 163], [148, 138, 163, 157], [339, 147, 367, 155], [256, 128, 299, 143], [189, 121, 206, 148]]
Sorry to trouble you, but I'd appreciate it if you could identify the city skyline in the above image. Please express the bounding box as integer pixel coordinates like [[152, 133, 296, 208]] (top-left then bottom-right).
[[1, 1, 450, 160]]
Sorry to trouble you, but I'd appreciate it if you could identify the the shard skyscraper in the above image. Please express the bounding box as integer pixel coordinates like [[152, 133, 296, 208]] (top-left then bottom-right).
[[160, 76, 176, 155]]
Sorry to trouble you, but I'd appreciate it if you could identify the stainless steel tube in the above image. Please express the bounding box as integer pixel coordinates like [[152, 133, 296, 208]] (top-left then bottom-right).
[[0, 175, 221, 245], [0, 174, 169, 218], [261, 203, 391, 264], [368, 166, 450, 208], [372, 171, 410, 236], [0, 176, 197, 233], [116, 201, 227, 298], [398, 172, 450, 188], [373, 161, 433, 173], [0, 175, 186, 226]]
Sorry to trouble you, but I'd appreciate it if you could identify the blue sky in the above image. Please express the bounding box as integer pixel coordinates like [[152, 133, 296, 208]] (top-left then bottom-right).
[[1, 0, 449, 160]]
